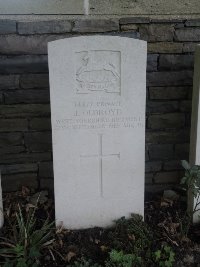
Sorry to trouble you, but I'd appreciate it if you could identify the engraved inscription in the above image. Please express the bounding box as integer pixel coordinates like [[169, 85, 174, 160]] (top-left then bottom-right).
[[54, 100, 145, 131], [80, 134, 120, 197], [76, 50, 121, 95]]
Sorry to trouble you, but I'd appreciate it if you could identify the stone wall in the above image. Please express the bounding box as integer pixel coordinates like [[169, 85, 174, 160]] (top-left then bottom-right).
[[0, 17, 198, 193]]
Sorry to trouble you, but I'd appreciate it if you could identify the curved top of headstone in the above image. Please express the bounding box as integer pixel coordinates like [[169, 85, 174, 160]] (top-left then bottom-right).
[[48, 35, 146, 48]]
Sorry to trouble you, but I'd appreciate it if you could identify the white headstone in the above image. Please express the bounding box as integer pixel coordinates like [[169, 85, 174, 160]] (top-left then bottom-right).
[[0, 173, 4, 228], [189, 44, 200, 223], [48, 36, 147, 229]]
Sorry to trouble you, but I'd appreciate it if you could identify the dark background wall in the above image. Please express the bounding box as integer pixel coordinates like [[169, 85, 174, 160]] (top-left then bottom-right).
[[0, 17, 198, 193]]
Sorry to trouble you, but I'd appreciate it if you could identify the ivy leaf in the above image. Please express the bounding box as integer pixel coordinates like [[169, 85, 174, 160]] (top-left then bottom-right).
[[29, 246, 41, 258], [165, 260, 173, 267], [154, 250, 161, 261], [180, 177, 187, 184], [181, 160, 191, 170]]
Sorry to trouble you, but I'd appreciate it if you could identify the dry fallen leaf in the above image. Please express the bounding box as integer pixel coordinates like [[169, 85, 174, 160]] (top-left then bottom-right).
[[59, 239, 63, 248], [95, 239, 100, 244], [128, 234, 135, 241], [100, 245, 108, 252], [66, 251, 76, 262], [26, 203, 36, 212], [21, 186, 30, 197], [160, 197, 173, 207]]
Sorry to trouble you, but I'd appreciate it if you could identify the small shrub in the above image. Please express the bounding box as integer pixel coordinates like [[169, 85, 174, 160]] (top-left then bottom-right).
[[153, 245, 175, 267], [181, 160, 200, 203], [180, 160, 200, 236], [0, 204, 54, 267], [108, 214, 153, 253], [69, 258, 102, 267], [105, 249, 141, 267]]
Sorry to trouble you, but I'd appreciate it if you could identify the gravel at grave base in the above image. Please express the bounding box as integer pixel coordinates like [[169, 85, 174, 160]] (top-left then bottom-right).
[[0, 188, 199, 267]]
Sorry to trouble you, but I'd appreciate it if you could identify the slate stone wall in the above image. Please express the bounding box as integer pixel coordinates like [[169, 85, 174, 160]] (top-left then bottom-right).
[[0, 17, 198, 193]]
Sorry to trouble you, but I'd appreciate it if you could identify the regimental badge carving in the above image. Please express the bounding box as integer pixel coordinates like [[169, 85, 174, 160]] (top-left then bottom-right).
[[76, 50, 121, 95]]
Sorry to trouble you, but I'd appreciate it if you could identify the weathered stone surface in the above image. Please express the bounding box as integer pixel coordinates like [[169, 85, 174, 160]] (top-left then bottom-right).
[[120, 17, 150, 24], [149, 144, 174, 160], [4, 90, 50, 104], [90, 0, 200, 15], [174, 23, 185, 29], [149, 86, 190, 100], [188, 87, 193, 99], [145, 173, 154, 184], [120, 24, 138, 31], [24, 132, 52, 152], [148, 42, 183, 54], [146, 184, 172, 193], [189, 45, 200, 224], [147, 54, 158, 72], [29, 118, 51, 131], [139, 24, 174, 42], [18, 20, 72, 34], [175, 143, 189, 159], [49, 35, 146, 228], [164, 160, 182, 171], [0, 20, 16, 34], [0, 15, 198, 195], [151, 18, 184, 23], [146, 129, 190, 144], [185, 113, 192, 127], [0, 55, 48, 74], [40, 178, 54, 191], [0, 75, 19, 89], [145, 161, 162, 172], [20, 74, 49, 89], [183, 42, 197, 53], [0, 152, 52, 164], [0, 104, 50, 118], [0, 92, 3, 103], [154, 171, 180, 184], [0, 146, 25, 155], [39, 162, 53, 178], [148, 113, 185, 129], [159, 55, 194, 70], [145, 148, 149, 161], [0, 163, 38, 175], [180, 100, 192, 112], [0, 132, 22, 147], [175, 28, 200, 41], [73, 19, 119, 32], [0, 34, 70, 55], [0, 119, 28, 132], [189, 44, 200, 223], [49, 35, 146, 229], [0, 0, 84, 15], [147, 71, 193, 86], [110, 31, 139, 38], [185, 20, 200, 27], [2, 173, 38, 192], [147, 101, 179, 113]]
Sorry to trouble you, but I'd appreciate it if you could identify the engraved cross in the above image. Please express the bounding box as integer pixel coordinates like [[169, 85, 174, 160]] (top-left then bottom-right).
[[80, 134, 120, 197]]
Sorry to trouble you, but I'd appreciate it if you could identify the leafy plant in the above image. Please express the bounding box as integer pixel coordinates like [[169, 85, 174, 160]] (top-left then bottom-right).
[[181, 160, 200, 202], [105, 249, 141, 267], [180, 160, 200, 236], [109, 214, 152, 253], [0, 204, 54, 267], [69, 258, 102, 267], [153, 246, 175, 267]]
